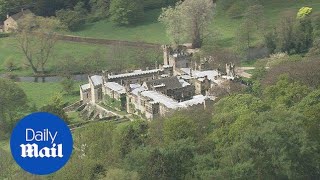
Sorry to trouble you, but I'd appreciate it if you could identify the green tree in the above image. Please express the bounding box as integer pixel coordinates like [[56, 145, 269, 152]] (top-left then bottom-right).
[[211, 91, 320, 179], [294, 16, 314, 53], [16, 15, 61, 74], [237, 4, 264, 54], [0, 78, 27, 137], [61, 77, 75, 95], [0, 148, 15, 179], [297, 6, 312, 19], [88, 0, 110, 21], [40, 93, 70, 124], [275, 11, 296, 53], [109, 0, 144, 25], [0, 0, 31, 21], [56, 2, 87, 31], [263, 75, 310, 108], [113, 120, 148, 158], [159, 0, 215, 48], [264, 29, 277, 54], [104, 168, 139, 180], [295, 89, 320, 143], [163, 114, 198, 144]]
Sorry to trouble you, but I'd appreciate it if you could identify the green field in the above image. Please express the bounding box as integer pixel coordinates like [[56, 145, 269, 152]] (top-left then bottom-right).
[[0, 37, 109, 76], [17, 81, 83, 108], [2, 1, 320, 76], [71, 9, 169, 44], [0, 140, 10, 152], [0, 36, 161, 76], [69, 1, 320, 48]]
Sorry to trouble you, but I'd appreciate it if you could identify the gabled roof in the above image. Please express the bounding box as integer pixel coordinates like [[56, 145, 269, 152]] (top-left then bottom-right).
[[146, 77, 182, 90], [10, 9, 33, 21], [80, 84, 90, 91], [179, 79, 190, 87], [141, 91, 184, 109], [89, 75, 103, 86], [109, 69, 162, 80], [105, 82, 126, 94]]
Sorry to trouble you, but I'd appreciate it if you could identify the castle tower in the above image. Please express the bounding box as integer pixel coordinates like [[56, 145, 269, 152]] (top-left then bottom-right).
[[102, 70, 108, 84], [162, 45, 170, 66], [226, 63, 236, 78], [102, 70, 108, 98], [125, 83, 132, 114]]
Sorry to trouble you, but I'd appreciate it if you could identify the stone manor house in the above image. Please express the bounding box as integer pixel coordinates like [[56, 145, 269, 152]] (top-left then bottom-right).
[[1, 9, 33, 33], [80, 45, 237, 120]]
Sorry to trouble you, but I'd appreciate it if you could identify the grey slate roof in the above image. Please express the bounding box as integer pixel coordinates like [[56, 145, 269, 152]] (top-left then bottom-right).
[[109, 69, 162, 79], [105, 82, 126, 94], [10, 9, 32, 21], [90, 75, 103, 86], [80, 84, 90, 91], [146, 77, 182, 90], [141, 91, 183, 109]]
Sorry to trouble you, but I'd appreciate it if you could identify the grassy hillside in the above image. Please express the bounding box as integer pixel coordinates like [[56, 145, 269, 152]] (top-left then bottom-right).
[[0, 140, 10, 152], [71, 9, 169, 44], [69, 0, 320, 48], [0, 36, 162, 76], [0, 37, 109, 76], [17, 81, 83, 108]]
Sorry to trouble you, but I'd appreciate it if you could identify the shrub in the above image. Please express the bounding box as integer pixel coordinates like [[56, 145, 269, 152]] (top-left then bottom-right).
[[297, 7, 312, 19], [0, 33, 10, 38], [110, 0, 144, 25], [3, 57, 17, 71]]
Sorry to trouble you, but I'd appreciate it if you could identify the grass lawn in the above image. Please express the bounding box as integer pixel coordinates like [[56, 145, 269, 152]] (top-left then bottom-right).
[[69, 1, 320, 49], [71, 9, 169, 44], [0, 37, 110, 76], [17, 81, 84, 108], [210, 0, 320, 49], [67, 111, 86, 124], [0, 139, 10, 152], [0, 36, 161, 76]]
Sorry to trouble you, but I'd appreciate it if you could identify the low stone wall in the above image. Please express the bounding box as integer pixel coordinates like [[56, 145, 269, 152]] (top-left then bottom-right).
[[56, 34, 161, 49], [63, 100, 83, 112]]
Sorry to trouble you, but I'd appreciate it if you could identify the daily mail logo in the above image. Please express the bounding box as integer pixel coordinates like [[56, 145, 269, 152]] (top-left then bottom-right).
[[10, 112, 73, 175], [21, 129, 63, 158]]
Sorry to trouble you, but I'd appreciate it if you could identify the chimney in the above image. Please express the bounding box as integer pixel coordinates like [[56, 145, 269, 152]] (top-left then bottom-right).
[[7, 13, 9, 19]]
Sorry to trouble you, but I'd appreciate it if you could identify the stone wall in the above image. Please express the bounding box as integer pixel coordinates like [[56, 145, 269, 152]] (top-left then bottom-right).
[[4, 17, 17, 32]]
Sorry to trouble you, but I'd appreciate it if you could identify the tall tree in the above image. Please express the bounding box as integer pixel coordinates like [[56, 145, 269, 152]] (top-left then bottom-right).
[[0, 0, 32, 21], [15, 14, 61, 74], [0, 78, 27, 137], [40, 93, 70, 124], [109, 0, 144, 25], [236, 4, 264, 54], [89, 0, 110, 20], [159, 0, 215, 48], [56, 2, 87, 31]]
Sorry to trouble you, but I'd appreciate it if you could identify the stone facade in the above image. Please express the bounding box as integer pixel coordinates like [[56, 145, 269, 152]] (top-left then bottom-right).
[[194, 76, 212, 95], [3, 9, 33, 33], [162, 45, 192, 71], [226, 63, 236, 78], [80, 75, 103, 104], [80, 44, 238, 120]]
